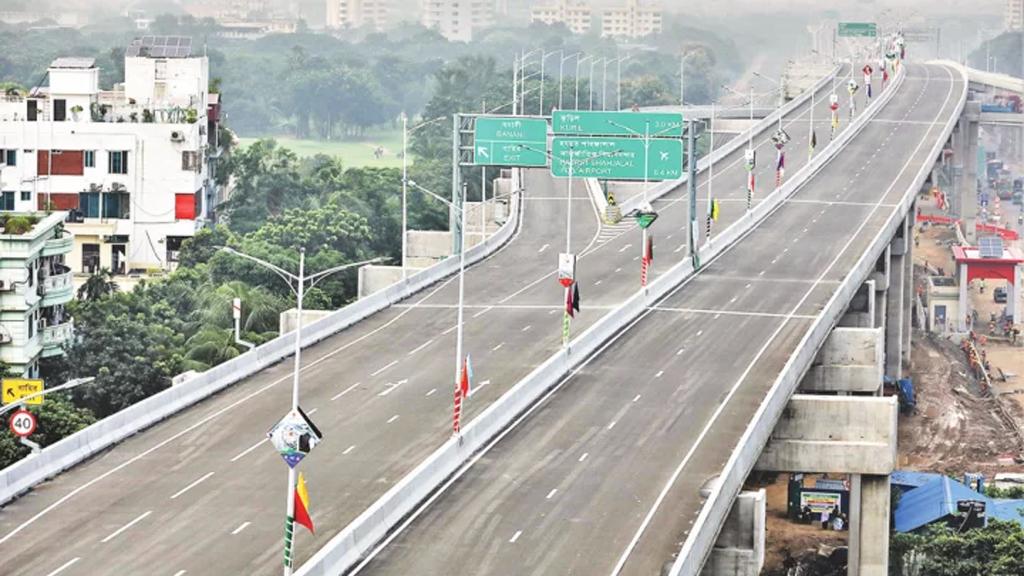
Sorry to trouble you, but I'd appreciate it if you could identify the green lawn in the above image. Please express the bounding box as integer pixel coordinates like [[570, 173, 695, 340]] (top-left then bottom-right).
[[236, 129, 407, 168]]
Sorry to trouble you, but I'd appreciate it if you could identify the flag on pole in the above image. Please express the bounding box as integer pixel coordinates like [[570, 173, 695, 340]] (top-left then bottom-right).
[[453, 355, 471, 435], [565, 284, 575, 318], [810, 129, 817, 154], [776, 151, 785, 186], [572, 283, 580, 315], [711, 199, 720, 221], [645, 234, 653, 262], [294, 473, 314, 534], [461, 356, 472, 397], [883, 68, 889, 84]]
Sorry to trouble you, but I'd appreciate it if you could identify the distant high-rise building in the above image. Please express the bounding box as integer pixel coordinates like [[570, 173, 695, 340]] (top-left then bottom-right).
[[601, 0, 661, 40], [421, 0, 494, 42], [1007, 0, 1024, 30], [530, 0, 591, 35], [326, 0, 394, 30]]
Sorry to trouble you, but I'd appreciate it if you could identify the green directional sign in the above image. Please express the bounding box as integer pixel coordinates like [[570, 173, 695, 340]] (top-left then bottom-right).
[[838, 22, 877, 38], [552, 111, 684, 138], [473, 116, 549, 166], [551, 137, 683, 181]]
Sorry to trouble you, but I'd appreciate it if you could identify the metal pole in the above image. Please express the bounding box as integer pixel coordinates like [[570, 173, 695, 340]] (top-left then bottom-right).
[[616, 57, 622, 110], [283, 247, 304, 576], [808, 87, 814, 161], [512, 54, 518, 116], [706, 105, 714, 242], [564, 146, 573, 345], [680, 52, 685, 106], [589, 58, 597, 110], [401, 114, 408, 279], [454, 181, 468, 434], [540, 52, 546, 115], [602, 58, 609, 111], [451, 115, 461, 254], [641, 121, 649, 286], [480, 165, 486, 239], [558, 54, 565, 110], [687, 120, 698, 265]]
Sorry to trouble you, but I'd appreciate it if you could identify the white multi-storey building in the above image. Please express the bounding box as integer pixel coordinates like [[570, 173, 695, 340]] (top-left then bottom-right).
[[1008, 0, 1024, 30], [0, 37, 224, 277], [421, 0, 494, 42], [0, 212, 74, 377], [326, 0, 395, 30], [530, 0, 591, 35], [601, 0, 661, 39]]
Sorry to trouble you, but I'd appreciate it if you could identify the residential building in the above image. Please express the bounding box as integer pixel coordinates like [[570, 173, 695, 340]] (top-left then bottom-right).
[[0, 212, 74, 377], [601, 0, 662, 39], [326, 0, 395, 30], [530, 0, 591, 35], [421, 0, 494, 42], [1008, 0, 1024, 30], [0, 37, 224, 278]]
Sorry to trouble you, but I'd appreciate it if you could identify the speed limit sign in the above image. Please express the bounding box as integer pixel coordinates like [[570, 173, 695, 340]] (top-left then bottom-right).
[[9, 409, 36, 438]]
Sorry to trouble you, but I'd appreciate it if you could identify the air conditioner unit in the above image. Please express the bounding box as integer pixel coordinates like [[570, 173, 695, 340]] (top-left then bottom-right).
[[0, 279, 7, 291], [170, 130, 185, 142], [0, 331, 10, 344]]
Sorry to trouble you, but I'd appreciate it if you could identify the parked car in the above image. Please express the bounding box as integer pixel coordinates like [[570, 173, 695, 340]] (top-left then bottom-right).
[[994, 286, 1008, 303]]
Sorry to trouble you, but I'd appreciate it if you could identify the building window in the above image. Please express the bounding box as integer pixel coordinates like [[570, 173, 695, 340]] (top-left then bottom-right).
[[80, 192, 100, 217], [108, 151, 129, 175], [53, 99, 66, 122], [84, 150, 95, 168], [181, 151, 199, 172], [5, 150, 14, 166], [0, 191, 13, 210], [27, 99, 38, 122], [20, 191, 30, 202], [102, 193, 129, 219]]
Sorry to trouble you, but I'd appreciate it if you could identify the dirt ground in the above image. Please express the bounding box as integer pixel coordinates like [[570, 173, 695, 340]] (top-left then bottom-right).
[[753, 474, 847, 573]]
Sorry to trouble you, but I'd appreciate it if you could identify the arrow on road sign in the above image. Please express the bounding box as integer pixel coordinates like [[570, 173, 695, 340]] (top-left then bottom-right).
[[477, 146, 489, 159]]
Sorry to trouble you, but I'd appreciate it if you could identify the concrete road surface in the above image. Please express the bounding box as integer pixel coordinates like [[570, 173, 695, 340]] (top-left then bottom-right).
[[356, 63, 962, 575], [0, 69, 851, 576]]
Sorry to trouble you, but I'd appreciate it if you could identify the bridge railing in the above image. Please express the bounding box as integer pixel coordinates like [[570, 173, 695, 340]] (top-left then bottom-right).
[[668, 64, 969, 576]]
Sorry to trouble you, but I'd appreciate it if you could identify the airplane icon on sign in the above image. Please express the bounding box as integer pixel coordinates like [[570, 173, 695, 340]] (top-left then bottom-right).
[[659, 151, 670, 161]]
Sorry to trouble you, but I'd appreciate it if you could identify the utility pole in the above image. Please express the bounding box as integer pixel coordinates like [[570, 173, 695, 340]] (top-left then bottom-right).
[[687, 119, 698, 268]]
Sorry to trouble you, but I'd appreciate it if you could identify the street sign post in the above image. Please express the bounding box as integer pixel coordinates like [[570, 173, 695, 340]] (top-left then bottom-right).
[[473, 117, 548, 167], [2, 379, 44, 406], [552, 111, 683, 137], [558, 253, 576, 287], [268, 407, 323, 468], [551, 137, 683, 180], [838, 22, 877, 38], [9, 409, 36, 438]]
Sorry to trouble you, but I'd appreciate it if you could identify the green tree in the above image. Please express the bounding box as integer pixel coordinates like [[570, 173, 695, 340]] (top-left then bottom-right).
[[0, 395, 96, 470], [76, 269, 119, 301], [218, 139, 313, 233]]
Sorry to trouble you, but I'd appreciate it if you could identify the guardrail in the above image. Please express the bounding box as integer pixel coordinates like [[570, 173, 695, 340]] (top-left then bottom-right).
[[668, 63, 967, 576], [294, 66, 898, 576], [0, 175, 525, 506]]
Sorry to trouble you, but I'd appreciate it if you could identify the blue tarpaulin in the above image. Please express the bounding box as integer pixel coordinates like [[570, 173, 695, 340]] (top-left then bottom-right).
[[893, 473, 1024, 532]]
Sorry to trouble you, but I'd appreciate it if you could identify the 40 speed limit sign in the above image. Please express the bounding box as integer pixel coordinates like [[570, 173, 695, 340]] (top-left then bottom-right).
[[9, 409, 36, 438]]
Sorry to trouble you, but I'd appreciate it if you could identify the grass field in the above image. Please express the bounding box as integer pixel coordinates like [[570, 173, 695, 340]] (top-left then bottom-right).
[[237, 128, 406, 168]]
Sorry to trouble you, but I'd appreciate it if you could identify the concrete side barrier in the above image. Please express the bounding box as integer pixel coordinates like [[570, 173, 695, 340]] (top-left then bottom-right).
[[295, 66, 893, 576], [0, 182, 524, 506], [668, 63, 967, 576]]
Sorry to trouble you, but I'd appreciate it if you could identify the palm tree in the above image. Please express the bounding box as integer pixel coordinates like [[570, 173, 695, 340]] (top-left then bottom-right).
[[76, 269, 119, 301], [184, 327, 241, 369], [194, 281, 285, 334]]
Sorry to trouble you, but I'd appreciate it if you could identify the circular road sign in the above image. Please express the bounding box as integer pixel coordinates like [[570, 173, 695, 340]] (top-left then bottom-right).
[[9, 409, 36, 438]]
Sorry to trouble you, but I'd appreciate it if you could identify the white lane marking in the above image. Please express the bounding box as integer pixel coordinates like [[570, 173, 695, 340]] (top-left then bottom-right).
[[696, 330, 703, 337], [546, 489, 558, 500], [729, 297, 737, 304], [387, 415, 399, 424], [676, 348, 685, 356], [595, 280, 603, 286], [426, 388, 437, 397], [509, 530, 523, 543], [610, 66, 959, 576], [170, 472, 215, 500], [468, 380, 492, 398], [538, 243, 550, 253], [618, 244, 632, 253], [782, 248, 789, 254], [173, 571, 187, 576], [548, 309, 558, 315], [633, 256, 639, 261], [745, 283, 752, 289], [378, 379, 408, 397], [331, 382, 361, 401], [45, 558, 80, 576], [473, 306, 494, 318], [101, 510, 152, 543], [674, 244, 685, 253], [343, 445, 356, 455], [442, 325, 457, 335], [615, 267, 622, 273], [231, 522, 251, 535], [407, 339, 434, 356], [714, 313, 722, 319], [633, 394, 642, 402], [308, 408, 318, 415], [607, 420, 617, 430], [759, 271, 766, 276], [492, 342, 504, 352], [666, 234, 673, 240], [579, 452, 589, 462], [230, 438, 266, 462], [770, 258, 778, 264], [370, 360, 398, 377], [655, 371, 664, 378], [522, 325, 532, 332]]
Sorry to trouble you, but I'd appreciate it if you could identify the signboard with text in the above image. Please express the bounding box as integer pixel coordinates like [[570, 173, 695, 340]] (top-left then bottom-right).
[[550, 137, 683, 181], [2, 379, 43, 406], [473, 117, 549, 167], [552, 111, 684, 138], [838, 22, 877, 38]]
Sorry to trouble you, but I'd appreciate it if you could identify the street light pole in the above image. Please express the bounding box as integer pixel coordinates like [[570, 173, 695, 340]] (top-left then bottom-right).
[[559, 52, 579, 111], [602, 58, 609, 110], [453, 181, 468, 437], [401, 114, 408, 279], [589, 58, 598, 110], [575, 56, 591, 110]]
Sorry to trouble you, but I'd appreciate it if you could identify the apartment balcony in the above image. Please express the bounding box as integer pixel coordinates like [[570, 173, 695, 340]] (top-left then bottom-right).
[[39, 266, 74, 306], [41, 318, 74, 357], [41, 231, 73, 257]]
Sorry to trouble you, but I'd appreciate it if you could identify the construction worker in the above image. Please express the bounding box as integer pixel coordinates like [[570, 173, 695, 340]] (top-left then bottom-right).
[[980, 278, 986, 294]]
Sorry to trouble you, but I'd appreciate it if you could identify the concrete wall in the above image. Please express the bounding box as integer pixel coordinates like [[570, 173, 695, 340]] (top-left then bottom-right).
[[756, 395, 899, 475], [800, 327, 884, 393], [702, 490, 766, 576], [279, 309, 335, 335]]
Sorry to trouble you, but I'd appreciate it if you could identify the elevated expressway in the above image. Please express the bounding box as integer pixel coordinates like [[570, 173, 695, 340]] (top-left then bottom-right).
[[355, 63, 965, 576], [0, 69, 853, 575]]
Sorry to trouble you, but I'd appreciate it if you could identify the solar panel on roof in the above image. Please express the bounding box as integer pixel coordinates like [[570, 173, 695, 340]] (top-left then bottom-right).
[[979, 236, 1004, 259], [127, 35, 193, 58]]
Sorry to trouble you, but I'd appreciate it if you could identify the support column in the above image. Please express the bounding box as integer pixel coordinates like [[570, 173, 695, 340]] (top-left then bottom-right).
[[902, 211, 914, 371], [702, 490, 766, 576], [962, 102, 981, 245], [848, 474, 891, 576], [871, 248, 890, 332], [958, 261, 970, 332], [839, 280, 877, 328], [885, 219, 907, 379]]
